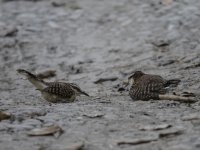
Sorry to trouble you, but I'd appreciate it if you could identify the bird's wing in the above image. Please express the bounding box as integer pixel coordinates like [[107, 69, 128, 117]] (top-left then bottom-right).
[[140, 75, 166, 94], [42, 82, 75, 98], [130, 84, 159, 100]]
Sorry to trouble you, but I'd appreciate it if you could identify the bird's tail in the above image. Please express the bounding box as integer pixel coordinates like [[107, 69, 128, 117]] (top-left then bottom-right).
[[165, 79, 181, 87], [159, 94, 196, 103], [17, 69, 38, 79], [17, 69, 47, 90]]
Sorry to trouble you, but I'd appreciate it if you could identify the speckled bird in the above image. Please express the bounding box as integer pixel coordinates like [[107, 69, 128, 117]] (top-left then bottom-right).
[[128, 71, 180, 100], [17, 69, 89, 103]]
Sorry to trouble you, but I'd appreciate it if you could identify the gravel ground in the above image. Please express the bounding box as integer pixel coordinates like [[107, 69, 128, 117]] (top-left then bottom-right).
[[0, 0, 200, 150]]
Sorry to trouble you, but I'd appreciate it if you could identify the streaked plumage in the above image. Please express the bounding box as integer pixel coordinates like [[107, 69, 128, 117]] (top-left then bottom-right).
[[17, 69, 89, 103], [128, 71, 180, 100]]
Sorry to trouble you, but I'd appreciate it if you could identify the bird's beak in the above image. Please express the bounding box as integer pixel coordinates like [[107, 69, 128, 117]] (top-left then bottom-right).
[[123, 79, 129, 87], [81, 91, 90, 97]]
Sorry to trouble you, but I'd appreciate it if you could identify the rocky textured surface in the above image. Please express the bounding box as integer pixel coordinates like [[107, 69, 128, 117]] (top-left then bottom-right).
[[0, 0, 200, 150]]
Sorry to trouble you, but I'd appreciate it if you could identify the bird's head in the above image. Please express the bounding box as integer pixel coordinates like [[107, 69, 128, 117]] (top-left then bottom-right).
[[128, 71, 145, 85], [69, 83, 90, 97]]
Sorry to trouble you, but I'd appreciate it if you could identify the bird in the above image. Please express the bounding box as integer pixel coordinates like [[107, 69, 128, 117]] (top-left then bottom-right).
[[17, 69, 89, 103], [128, 71, 180, 100]]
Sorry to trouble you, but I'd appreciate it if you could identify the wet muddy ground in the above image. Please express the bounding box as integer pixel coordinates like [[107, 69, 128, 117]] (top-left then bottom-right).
[[0, 0, 200, 150]]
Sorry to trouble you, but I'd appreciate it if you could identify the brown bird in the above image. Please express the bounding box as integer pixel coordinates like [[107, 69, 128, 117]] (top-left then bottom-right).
[[128, 71, 180, 100], [17, 69, 89, 103]]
